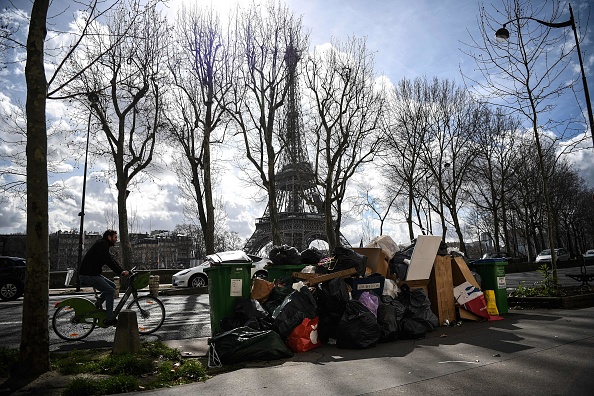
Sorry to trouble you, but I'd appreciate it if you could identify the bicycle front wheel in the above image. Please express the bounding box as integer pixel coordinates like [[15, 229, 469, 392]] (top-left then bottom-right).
[[52, 305, 96, 341], [126, 295, 165, 335]]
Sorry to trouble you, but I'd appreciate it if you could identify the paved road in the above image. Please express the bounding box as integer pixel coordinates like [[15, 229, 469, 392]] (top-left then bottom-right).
[[504, 264, 594, 289], [0, 294, 212, 351]]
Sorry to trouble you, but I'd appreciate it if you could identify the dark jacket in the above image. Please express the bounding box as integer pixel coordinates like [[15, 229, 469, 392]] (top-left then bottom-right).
[[79, 237, 124, 276]]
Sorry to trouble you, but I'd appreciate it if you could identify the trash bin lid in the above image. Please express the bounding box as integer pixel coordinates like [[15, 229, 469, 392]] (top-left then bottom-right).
[[206, 250, 252, 265], [472, 258, 508, 265]]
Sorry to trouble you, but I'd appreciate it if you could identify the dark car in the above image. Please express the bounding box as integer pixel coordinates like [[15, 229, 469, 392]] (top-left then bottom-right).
[[0, 256, 26, 301]]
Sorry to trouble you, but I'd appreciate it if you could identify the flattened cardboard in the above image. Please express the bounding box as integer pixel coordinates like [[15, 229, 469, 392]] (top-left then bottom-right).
[[405, 235, 443, 281], [451, 257, 480, 289], [459, 307, 484, 321]]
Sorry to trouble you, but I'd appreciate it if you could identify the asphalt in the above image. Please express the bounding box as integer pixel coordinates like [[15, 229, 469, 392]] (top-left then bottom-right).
[[9, 266, 593, 395]]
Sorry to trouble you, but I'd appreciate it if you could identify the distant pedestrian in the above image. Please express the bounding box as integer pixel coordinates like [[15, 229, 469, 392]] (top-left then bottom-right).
[[79, 230, 129, 326]]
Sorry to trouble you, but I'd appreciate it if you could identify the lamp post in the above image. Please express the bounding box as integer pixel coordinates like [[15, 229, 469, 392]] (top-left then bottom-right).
[[76, 93, 99, 291], [495, 3, 594, 149]]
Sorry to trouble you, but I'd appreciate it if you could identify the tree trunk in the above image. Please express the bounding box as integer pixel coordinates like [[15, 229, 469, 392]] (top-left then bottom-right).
[[19, 0, 51, 376], [117, 179, 131, 269]]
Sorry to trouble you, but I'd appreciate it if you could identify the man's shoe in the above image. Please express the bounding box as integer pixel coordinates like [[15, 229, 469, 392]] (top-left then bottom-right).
[[104, 318, 118, 326]]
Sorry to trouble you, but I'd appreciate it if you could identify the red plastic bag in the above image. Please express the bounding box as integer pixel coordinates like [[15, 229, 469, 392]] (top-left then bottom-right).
[[286, 317, 321, 352]]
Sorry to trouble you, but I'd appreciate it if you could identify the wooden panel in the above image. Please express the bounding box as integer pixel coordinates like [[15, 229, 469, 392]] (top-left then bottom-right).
[[428, 255, 456, 325], [298, 268, 358, 286]]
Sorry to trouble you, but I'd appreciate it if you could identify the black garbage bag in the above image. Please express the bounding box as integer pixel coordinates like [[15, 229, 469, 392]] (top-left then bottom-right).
[[301, 247, 324, 265], [437, 240, 449, 256], [399, 317, 429, 339], [220, 297, 271, 332], [269, 244, 302, 265], [332, 246, 367, 277], [208, 326, 293, 365], [272, 285, 317, 339], [376, 298, 406, 342], [316, 277, 350, 343], [397, 284, 439, 333], [336, 300, 381, 349], [262, 276, 294, 314], [389, 254, 409, 281]]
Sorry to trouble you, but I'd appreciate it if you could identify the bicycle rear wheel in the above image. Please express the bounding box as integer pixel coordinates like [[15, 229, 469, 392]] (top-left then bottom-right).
[[52, 305, 96, 341], [126, 295, 165, 335]]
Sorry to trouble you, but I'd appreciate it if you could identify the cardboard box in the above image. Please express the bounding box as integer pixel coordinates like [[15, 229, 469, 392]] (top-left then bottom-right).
[[353, 247, 389, 278], [453, 281, 483, 305], [396, 278, 429, 296], [349, 274, 385, 299], [451, 257, 480, 289]]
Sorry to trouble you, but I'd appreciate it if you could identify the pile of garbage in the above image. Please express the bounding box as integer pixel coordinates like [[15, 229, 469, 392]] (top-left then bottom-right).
[[207, 237, 442, 367]]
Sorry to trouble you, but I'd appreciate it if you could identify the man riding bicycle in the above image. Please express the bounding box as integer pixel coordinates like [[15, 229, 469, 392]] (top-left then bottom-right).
[[79, 230, 129, 326]]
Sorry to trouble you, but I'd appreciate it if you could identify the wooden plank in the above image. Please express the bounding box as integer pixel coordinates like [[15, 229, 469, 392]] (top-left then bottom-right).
[[292, 272, 318, 280], [428, 255, 457, 325], [301, 268, 358, 286]]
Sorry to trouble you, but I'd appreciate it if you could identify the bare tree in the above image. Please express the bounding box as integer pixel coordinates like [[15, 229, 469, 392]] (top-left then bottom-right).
[[63, 0, 168, 268], [166, 4, 236, 254], [351, 181, 400, 237], [304, 36, 387, 250], [18, 0, 126, 377], [463, 0, 590, 276], [466, 107, 525, 255], [227, 0, 307, 246], [383, 77, 434, 242]]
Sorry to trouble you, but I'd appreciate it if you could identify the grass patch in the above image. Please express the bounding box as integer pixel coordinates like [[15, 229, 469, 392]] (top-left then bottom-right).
[[0, 347, 19, 376], [50, 341, 209, 394]]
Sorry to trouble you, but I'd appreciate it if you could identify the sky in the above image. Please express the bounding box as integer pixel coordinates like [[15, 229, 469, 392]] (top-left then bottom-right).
[[0, 0, 593, 247]]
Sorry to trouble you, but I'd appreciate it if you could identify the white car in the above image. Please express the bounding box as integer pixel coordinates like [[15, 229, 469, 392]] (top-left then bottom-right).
[[171, 251, 271, 288], [535, 248, 571, 263], [583, 249, 594, 263]]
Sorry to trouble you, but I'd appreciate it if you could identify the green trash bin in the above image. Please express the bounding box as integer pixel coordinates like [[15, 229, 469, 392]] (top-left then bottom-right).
[[472, 258, 508, 314], [204, 261, 253, 336], [266, 264, 306, 282]]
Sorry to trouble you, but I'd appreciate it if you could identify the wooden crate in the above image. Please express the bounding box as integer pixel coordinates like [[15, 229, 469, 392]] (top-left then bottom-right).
[[428, 255, 456, 325]]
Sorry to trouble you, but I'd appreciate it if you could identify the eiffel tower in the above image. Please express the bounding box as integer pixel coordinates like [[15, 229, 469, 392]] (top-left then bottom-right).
[[243, 44, 349, 255]]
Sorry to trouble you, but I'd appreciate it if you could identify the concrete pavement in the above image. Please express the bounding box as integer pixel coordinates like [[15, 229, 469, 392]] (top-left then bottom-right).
[[8, 268, 592, 395], [140, 306, 594, 396]]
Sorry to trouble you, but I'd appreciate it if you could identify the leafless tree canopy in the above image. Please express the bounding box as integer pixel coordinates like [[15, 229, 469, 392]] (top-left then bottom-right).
[[304, 36, 387, 250]]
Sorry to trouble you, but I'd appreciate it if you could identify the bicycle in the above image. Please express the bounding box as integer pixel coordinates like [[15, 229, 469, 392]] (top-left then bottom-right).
[[52, 267, 166, 341]]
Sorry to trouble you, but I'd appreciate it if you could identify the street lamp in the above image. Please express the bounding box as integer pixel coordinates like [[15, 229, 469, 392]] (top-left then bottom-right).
[[495, 3, 594, 149], [76, 93, 99, 291]]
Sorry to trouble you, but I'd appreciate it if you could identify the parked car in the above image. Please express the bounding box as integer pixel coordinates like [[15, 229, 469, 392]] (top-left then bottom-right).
[[480, 251, 523, 263], [535, 248, 571, 263], [172, 251, 272, 288], [0, 256, 26, 301], [583, 249, 594, 263]]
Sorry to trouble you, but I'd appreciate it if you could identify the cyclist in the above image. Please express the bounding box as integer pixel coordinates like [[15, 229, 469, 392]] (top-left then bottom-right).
[[79, 230, 129, 326]]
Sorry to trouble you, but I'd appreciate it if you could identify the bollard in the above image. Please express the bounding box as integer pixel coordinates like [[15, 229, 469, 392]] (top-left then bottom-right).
[[113, 309, 141, 354], [149, 275, 160, 297], [113, 276, 120, 298]]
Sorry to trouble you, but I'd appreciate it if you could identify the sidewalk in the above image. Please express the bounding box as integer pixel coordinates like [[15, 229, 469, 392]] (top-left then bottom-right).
[[21, 271, 594, 395], [140, 306, 594, 395]]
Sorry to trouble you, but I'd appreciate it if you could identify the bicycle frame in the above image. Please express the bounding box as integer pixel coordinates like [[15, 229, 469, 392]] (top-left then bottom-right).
[[54, 273, 144, 328]]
